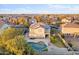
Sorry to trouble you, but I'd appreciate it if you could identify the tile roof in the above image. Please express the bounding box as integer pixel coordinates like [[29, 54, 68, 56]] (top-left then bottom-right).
[[30, 22, 45, 29]]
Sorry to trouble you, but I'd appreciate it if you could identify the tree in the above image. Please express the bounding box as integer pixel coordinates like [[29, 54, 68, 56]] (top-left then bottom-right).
[[34, 16, 41, 22], [1, 27, 23, 40], [17, 17, 29, 27], [0, 16, 3, 18], [24, 22, 29, 27], [18, 17, 26, 25], [0, 27, 36, 55], [5, 35, 26, 55]]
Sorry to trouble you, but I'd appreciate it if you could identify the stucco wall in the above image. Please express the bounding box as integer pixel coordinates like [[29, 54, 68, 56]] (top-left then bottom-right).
[[29, 27, 45, 38], [61, 28, 79, 34]]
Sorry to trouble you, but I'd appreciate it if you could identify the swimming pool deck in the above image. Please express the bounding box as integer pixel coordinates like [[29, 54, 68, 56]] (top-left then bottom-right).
[[25, 33, 50, 46], [26, 38, 50, 46], [25, 35, 75, 55]]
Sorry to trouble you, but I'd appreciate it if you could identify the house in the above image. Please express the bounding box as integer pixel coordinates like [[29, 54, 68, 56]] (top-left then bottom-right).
[[0, 22, 4, 29], [0, 19, 5, 28], [28, 16, 37, 25], [29, 22, 50, 39], [8, 17, 17, 25], [61, 23, 79, 36], [61, 17, 71, 23], [29, 22, 45, 39], [0, 24, 10, 32], [11, 25, 29, 35]]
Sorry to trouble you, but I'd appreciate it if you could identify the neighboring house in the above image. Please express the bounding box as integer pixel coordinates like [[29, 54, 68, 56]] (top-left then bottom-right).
[[11, 25, 29, 35], [0, 24, 10, 30], [72, 19, 79, 24], [29, 22, 50, 39], [61, 23, 79, 35], [0, 19, 5, 28], [61, 18, 71, 23], [2, 17, 7, 23], [48, 16, 55, 24], [29, 16, 37, 25]]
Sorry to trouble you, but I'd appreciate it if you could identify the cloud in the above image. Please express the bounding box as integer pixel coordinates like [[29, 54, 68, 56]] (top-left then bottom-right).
[[0, 8, 50, 14], [48, 5, 66, 9], [1, 4, 79, 14], [0, 8, 32, 14], [48, 4, 79, 11]]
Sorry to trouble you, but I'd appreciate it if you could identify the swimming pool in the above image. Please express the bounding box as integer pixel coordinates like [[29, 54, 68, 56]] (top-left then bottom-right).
[[28, 42, 48, 52]]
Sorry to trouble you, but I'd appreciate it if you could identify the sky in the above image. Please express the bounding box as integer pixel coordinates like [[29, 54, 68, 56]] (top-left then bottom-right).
[[0, 4, 79, 14]]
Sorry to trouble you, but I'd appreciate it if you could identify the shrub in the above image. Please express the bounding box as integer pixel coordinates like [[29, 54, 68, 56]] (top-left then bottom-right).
[[43, 48, 48, 51], [24, 22, 29, 27], [50, 36, 57, 43]]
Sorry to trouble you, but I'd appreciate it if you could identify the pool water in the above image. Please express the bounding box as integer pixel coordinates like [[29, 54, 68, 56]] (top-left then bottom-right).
[[28, 42, 48, 52]]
